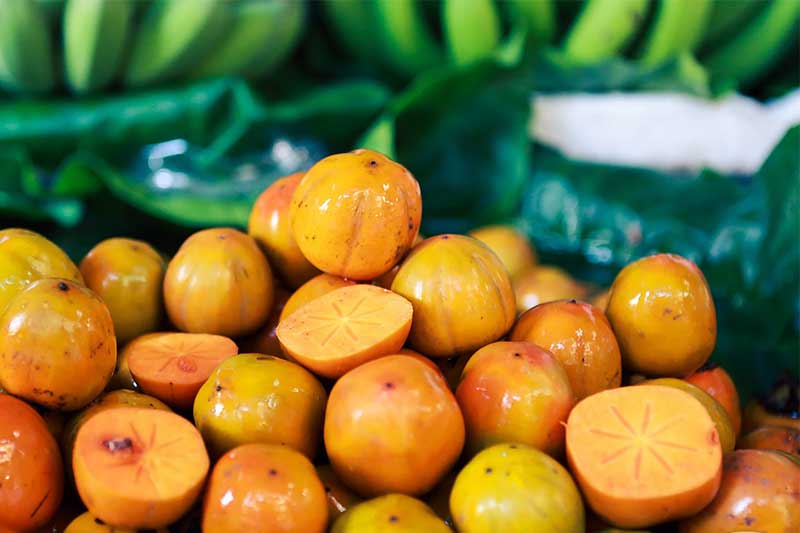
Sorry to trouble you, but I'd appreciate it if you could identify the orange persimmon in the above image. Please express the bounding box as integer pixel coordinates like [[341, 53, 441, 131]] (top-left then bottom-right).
[[64, 511, 168, 533], [73, 407, 209, 530], [0, 394, 63, 532], [280, 273, 356, 323], [513, 265, 588, 313], [277, 284, 413, 378], [685, 363, 742, 436], [239, 286, 290, 356], [566, 385, 723, 529], [324, 355, 464, 497], [469, 224, 537, 280], [248, 172, 320, 288], [202, 443, 327, 533], [738, 426, 800, 457], [125, 332, 238, 410]]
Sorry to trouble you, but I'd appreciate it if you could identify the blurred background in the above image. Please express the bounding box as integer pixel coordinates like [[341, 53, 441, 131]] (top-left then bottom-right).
[[0, 0, 797, 398]]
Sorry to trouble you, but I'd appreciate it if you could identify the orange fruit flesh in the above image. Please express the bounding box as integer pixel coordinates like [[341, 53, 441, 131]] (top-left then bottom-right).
[[73, 407, 209, 530], [277, 285, 413, 378], [566, 385, 722, 529], [127, 333, 238, 410]]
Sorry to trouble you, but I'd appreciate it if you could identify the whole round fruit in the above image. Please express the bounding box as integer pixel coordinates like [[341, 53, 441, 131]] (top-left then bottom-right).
[[194, 354, 326, 458], [456, 341, 574, 456], [290, 149, 422, 280], [738, 425, 800, 457], [0, 228, 83, 313], [239, 286, 290, 357], [0, 279, 116, 410], [164, 228, 274, 337], [450, 443, 584, 533], [686, 363, 741, 435], [0, 394, 64, 532], [468, 224, 537, 280], [332, 494, 450, 533], [248, 172, 320, 288], [391, 234, 516, 357], [513, 265, 587, 313], [510, 300, 622, 399], [324, 355, 464, 496], [741, 376, 799, 434], [64, 511, 168, 533], [203, 444, 327, 533], [80, 238, 166, 344], [606, 253, 716, 376]]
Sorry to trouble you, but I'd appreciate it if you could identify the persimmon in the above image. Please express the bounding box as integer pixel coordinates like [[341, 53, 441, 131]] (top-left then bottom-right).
[[591, 288, 611, 311], [606, 253, 717, 377], [239, 286, 290, 356], [193, 353, 326, 458], [332, 494, 449, 533], [513, 265, 588, 313], [741, 375, 799, 433], [163, 227, 273, 337], [450, 443, 584, 533], [324, 355, 464, 496], [202, 443, 327, 533], [640, 378, 736, 454], [0, 394, 63, 532], [248, 172, 320, 288], [739, 426, 800, 456], [0, 228, 83, 313], [316, 465, 363, 523], [277, 284, 413, 378], [80, 238, 166, 344], [0, 279, 116, 410], [372, 234, 425, 289], [456, 341, 574, 456], [280, 273, 356, 322], [290, 149, 422, 280], [685, 363, 742, 436], [679, 449, 800, 532], [125, 332, 238, 410], [510, 300, 622, 399], [391, 234, 516, 358], [469, 224, 537, 280], [73, 407, 209, 529], [64, 512, 167, 533], [566, 385, 723, 528]]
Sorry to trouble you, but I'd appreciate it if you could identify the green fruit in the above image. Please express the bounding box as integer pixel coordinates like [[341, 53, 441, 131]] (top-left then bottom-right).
[[0, 0, 55, 94], [373, 0, 442, 76], [443, 0, 502, 66], [64, 0, 134, 93], [332, 494, 450, 533], [639, 0, 712, 65], [563, 0, 650, 64]]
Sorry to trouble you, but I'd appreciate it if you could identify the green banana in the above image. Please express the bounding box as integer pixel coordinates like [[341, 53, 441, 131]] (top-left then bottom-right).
[[563, 0, 650, 64], [125, 0, 230, 87], [192, 0, 306, 79], [704, 0, 800, 85], [506, 0, 556, 44], [443, 0, 502, 65], [639, 0, 712, 66], [64, 0, 135, 94], [322, 0, 383, 66], [0, 0, 55, 94], [373, 0, 442, 77], [700, 0, 768, 51]]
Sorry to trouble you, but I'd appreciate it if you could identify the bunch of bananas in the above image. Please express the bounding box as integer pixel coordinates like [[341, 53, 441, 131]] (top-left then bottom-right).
[[325, 0, 799, 87], [0, 0, 306, 95]]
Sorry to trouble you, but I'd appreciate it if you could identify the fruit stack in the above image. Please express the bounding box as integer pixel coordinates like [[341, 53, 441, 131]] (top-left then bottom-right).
[[0, 149, 797, 532]]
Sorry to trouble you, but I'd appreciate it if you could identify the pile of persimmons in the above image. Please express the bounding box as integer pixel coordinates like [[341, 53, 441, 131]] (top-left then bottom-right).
[[0, 149, 797, 533]]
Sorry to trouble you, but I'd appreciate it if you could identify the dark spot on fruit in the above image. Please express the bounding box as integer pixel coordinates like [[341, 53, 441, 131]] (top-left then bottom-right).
[[103, 437, 133, 453], [29, 490, 50, 518], [218, 235, 226, 240], [709, 430, 719, 445], [94, 518, 105, 525], [663, 308, 672, 315], [442, 235, 449, 240], [215, 385, 223, 392], [513, 352, 521, 358], [569, 299, 577, 304], [509, 444, 517, 449], [384, 382, 394, 390], [485, 467, 493, 474], [57, 282, 68, 292], [368, 160, 378, 167], [324, 486, 331, 493], [131, 244, 140, 251], [408, 223, 414, 230], [388, 515, 398, 523], [745, 516, 754, 526], [256, 356, 272, 361], [269, 468, 278, 476], [673, 314, 683, 320]]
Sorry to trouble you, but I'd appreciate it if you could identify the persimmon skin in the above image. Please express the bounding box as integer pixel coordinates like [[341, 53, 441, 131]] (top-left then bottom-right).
[[64, 512, 168, 533], [391, 234, 516, 358], [510, 300, 622, 400], [513, 265, 588, 313], [0, 228, 83, 313], [280, 273, 356, 322], [679, 449, 800, 533], [591, 288, 611, 312], [0, 279, 116, 411], [203, 444, 328, 533], [332, 494, 450, 533], [450, 443, 584, 533], [164, 228, 274, 337], [456, 341, 574, 456], [239, 286, 290, 357], [685, 364, 742, 436], [79, 238, 166, 344], [324, 355, 464, 497], [469, 224, 537, 280], [290, 149, 422, 280], [248, 172, 320, 288], [316, 465, 363, 523], [606, 253, 717, 377], [0, 394, 64, 532], [738, 426, 800, 457], [193, 354, 327, 459]]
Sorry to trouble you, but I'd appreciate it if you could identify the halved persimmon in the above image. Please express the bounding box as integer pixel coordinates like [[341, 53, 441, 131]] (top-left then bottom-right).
[[125, 332, 238, 410], [277, 284, 413, 378], [566, 385, 722, 529], [279, 273, 356, 323], [73, 407, 209, 530]]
